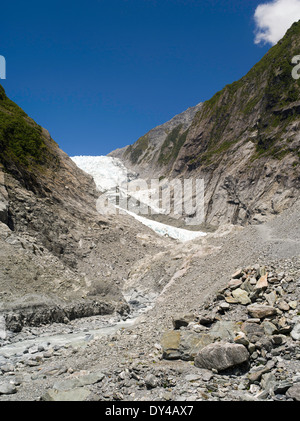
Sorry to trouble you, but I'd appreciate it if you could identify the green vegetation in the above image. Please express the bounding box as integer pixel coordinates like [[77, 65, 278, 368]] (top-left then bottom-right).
[[255, 135, 277, 157], [187, 138, 238, 168], [158, 124, 188, 166], [0, 84, 48, 170], [242, 95, 262, 115], [201, 139, 238, 164], [248, 21, 300, 109], [252, 140, 295, 162], [204, 90, 222, 110], [189, 21, 300, 168], [129, 134, 149, 164]]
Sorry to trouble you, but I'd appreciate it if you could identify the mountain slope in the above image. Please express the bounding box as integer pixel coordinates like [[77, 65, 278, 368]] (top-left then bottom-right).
[[0, 85, 169, 326], [112, 21, 300, 227], [109, 102, 203, 178]]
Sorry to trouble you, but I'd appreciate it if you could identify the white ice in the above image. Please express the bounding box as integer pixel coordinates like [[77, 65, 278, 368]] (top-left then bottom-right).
[[71, 155, 206, 242]]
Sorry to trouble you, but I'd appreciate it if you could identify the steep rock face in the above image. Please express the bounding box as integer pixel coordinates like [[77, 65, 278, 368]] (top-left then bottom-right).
[[0, 85, 167, 318], [109, 103, 203, 178], [111, 21, 300, 227]]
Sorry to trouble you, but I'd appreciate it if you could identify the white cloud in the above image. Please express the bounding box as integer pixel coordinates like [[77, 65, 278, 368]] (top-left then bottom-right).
[[254, 0, 300, 45]]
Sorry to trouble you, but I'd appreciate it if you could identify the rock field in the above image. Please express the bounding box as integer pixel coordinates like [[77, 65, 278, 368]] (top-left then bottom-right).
[[0, 199, 299, 401]]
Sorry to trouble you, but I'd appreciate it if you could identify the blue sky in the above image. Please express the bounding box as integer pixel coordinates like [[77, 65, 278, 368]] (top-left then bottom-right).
[[0, 0, 294, 156]]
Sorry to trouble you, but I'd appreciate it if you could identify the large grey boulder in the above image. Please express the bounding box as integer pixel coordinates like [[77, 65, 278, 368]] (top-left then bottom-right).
[[53, 371, 105, 391], [0, 315, 6, 340], [209, 321, 240, 342], [286, 383, 300, 401], [291, 323, 300, 341], [42, 387, 90, 401], [247, 304, 277, 319], [0, 383, 17, 395], [194, 341, 250, 372], [161, 330, 214, 361], [172, 313, 195, 330], [232, 288, 251, 305], [260, 372, 276, 393], [241, 321, 264, 343]]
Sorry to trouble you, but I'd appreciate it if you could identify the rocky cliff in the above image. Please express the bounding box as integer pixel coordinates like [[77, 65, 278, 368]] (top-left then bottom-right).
[[111, 21, 300, 227], [109, 102, 203, 178]]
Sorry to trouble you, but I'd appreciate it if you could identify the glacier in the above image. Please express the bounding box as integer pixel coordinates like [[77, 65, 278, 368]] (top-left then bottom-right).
[[71, 155, 206, 242]]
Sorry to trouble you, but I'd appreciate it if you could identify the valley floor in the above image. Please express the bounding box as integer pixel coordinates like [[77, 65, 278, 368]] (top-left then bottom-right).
[[0, 199, 300, 401]]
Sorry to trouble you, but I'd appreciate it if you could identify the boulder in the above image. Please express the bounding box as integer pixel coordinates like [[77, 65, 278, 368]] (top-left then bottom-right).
[[255, 338, 273, 352], [231, 269, 243, 279], [42, 387, 90, 401], [234, 332, 249, 347], [247, 304, 277, 319], [161, 330, 214, 361], [273, 381, 293, 395], [291, 323, 300, 341], [261, 372, 276, 393], [199, 316, 214, 326], [194, 342, 250, 372], [241, 322, 264, 343], [161, 331, 181, 360], [209, 321, 240, 342], [262, 321, 278, 336], [178, 331, 215, 360], [4, 313, 23, 333], [288, 301, 298, 310], [277, 300, 290, 312], [144, 374, 159, 389], [240, 279, 253, 294], [272, 335, 285, 346], [218, 302, 230, 312], [53, 371, 105, 391], [264, 291, 277, 307], [0, 315, 6, 340], [0, 383, 17, 395], [225, 295, 239, 304], [172, 313, 195, 330], [248, 366, 270, 383], [254, 274, 268, 291], [286, 384, 300, 401], [227, 279, 243, 290], [232, 288, 251, 305]]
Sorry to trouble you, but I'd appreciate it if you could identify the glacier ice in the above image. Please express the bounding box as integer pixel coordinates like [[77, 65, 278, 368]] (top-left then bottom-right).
[[71, 155, 206, 242]]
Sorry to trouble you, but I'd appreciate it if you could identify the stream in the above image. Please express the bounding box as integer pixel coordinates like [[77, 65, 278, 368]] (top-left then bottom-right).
[[0, 290, 156, 364]]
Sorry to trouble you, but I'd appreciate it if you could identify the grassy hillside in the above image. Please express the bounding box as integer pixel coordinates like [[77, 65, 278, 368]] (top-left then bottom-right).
[[186, 20, 300, 169], [0, 84, 54, 172], [0, 84, 61, 194]]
